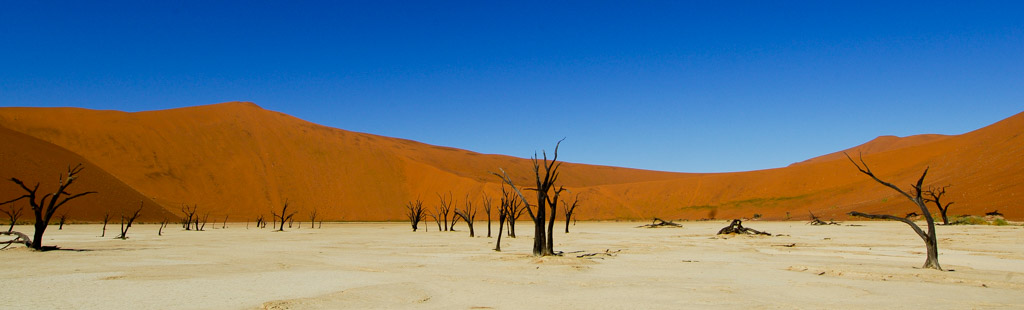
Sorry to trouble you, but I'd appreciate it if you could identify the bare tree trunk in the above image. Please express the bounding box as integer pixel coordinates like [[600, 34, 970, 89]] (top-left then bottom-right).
[[495, 202, 507, 251], [309, 209, 318, 229], [58, 213, 67, 230], [483, 194, 492, 238], [101, 213, 110, 237], [159, 218, 168, 236]]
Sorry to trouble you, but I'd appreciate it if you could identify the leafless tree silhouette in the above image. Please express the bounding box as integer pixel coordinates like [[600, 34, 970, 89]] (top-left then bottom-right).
[[1, 163, 96, 250], [563, 193, 580, 233], [3, 204, 24, 233], [255, 214, 265, 229], [271, 200, 298, 232], [494, 184, 516, 251], [505, 189, 526, 238], [100, 212, 111, 237], [845, 153, 942, 270], [437, 192, 454, 231], [158, 218, 168, 236], [57, 213, 68, 230], [308, 208, 319, 229], [405, 199, 425, 231], [198, 212, 210, 231], [481, 193, 493, 238], [180, 204, 198, 230], [454, 195, 478, 237], [117, 202, 144, 239], [924, 185, 955, 225]]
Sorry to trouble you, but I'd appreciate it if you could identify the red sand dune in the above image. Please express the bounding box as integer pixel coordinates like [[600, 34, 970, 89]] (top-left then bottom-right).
[[0, 102, 1020, 221]]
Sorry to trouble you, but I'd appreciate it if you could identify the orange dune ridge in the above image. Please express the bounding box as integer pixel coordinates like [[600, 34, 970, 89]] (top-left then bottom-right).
[[0, 102, 1020, 221]]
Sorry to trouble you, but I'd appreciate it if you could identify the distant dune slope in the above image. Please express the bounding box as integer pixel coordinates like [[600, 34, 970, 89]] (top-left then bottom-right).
[[0, 125, 175, 222], [0, 103, 1020, 221]]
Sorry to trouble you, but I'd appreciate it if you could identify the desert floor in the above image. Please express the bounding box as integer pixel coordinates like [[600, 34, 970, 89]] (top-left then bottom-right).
[[3, 221, 1023, 309]]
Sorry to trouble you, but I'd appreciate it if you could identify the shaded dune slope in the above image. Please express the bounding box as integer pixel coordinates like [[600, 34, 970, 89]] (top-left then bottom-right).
[[0, 103, 1019, 221], [0, 126, 175, 222]]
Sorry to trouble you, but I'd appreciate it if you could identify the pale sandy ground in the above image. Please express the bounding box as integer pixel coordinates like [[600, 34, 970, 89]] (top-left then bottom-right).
[[3, 221, 1023, 309]]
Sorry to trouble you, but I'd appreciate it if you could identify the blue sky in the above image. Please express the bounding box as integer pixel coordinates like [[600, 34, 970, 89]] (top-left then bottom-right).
[[1, 1, 1022, 172]]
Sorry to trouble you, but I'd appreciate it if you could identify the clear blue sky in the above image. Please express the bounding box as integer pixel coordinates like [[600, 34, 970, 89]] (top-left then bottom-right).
[[2, 1, 1021, 172]]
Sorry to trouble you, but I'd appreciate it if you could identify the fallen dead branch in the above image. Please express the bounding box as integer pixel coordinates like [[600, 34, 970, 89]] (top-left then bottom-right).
[[577, 249, 621, 259], [807, 211, 840, 225], [636, 218, 682, 228], [1, 230, 32, 249], [717, 219, 771, 236]]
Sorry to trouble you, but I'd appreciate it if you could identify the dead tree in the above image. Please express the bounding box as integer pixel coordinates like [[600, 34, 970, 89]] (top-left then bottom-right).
[[506, 191, 525, 238], [3, 204, 24, 233], [271, 200, 298, 231], [57, 213, 68, 230], [449, 210, 462, 231], [101, 212, 111, 237], [717, 219, 771, 235], [158, 218, 168, 236], [1, 163, 96, 250], [198, 212, 210, 231], [454, 196, 478, 237], [563, 193, 580, 233], [493, 139, 565, 256], [255, 214, 265, 229], [482, 193, 493, 237], [637, 218, 683, 228], [494, 184, 515, 251], [180, 204, 198, 230], [807, 211, 839, 225], [308, 208, 318, 229], [845, 153, 942, 270], [924, 185, 955, 225], [437, 192, 454, 231], [117, 202, 144, 239], [428, 210, 442, 232], [405, 199, 425, 231]]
